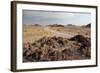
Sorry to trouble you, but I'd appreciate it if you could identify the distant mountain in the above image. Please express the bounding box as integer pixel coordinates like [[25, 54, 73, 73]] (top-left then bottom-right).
[[85, 23, 91, 27], [33, 24, 41, 26], [82, 23, 91, 28], [67, 24, 75, 26], [48, 24, 65, 27]]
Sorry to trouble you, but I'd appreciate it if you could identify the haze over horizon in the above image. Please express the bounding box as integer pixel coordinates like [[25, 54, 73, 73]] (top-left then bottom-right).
[[23, 10, 91, 26]]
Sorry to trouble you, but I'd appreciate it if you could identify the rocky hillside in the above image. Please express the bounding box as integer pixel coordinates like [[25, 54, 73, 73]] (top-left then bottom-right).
[[23, 35, 91, 62]]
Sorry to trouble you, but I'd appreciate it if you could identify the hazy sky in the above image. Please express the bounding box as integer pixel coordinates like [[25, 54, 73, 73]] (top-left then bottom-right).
[[23, 10, 91, 26]]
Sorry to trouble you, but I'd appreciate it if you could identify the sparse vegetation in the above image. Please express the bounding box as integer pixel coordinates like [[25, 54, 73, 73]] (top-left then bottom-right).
[[23, 24, 91, 62]]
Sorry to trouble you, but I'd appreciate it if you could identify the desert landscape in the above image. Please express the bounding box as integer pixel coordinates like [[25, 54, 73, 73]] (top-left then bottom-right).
[[23, 24, 91, 62]]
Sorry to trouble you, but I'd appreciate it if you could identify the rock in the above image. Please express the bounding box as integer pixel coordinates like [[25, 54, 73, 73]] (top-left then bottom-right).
[[23, 35, 91, 62], [69, 35, 91, 47]]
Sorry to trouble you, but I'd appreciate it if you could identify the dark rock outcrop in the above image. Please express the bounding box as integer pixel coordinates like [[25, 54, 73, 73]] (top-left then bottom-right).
[[69, 35, 91, 47], [23, 35, 91, 62]]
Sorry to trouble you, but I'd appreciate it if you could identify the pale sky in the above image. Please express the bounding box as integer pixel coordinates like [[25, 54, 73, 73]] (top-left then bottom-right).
[[23, 10, 91, 26]]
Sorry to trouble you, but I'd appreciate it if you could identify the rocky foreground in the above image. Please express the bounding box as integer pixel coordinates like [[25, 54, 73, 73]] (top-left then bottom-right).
[[23, 35, 91, 62]]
